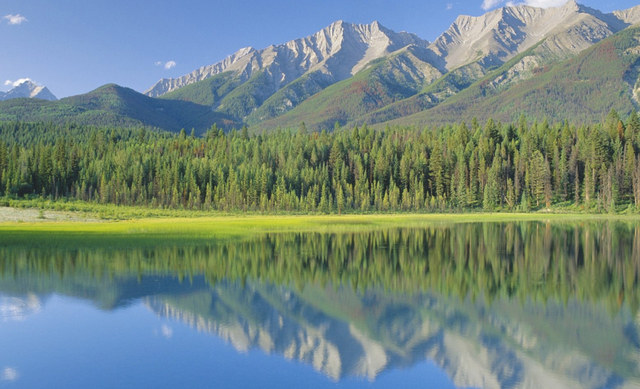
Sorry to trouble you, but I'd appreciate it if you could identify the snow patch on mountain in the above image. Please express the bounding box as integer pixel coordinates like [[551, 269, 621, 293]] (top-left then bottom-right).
[[0, 80, 57, 101]]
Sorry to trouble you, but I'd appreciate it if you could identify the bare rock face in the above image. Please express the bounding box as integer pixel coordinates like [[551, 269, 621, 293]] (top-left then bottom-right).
[[0, 80, 57, 101], [144, 21, 428, 98], [430, 0, 626, 71], [613, 4, 640, 26]]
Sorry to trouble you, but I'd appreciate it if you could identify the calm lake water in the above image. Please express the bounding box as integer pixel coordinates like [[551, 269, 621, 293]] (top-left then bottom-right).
[[2, 220, 640, 388]]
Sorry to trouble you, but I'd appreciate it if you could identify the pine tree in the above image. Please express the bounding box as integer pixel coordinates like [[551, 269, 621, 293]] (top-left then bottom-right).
[[429, 142, 445, 199]]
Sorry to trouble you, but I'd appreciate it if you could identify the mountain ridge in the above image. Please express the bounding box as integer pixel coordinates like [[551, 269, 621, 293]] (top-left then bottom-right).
[[145, 20, 428, 98]]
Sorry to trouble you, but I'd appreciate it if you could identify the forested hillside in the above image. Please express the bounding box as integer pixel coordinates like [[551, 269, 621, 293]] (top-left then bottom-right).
[[0, 84, 239, 134], [2, 110, 640, 214]]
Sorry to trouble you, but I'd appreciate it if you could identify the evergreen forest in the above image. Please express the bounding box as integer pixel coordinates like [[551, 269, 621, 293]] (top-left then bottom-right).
[[2, 110, 640, 214]]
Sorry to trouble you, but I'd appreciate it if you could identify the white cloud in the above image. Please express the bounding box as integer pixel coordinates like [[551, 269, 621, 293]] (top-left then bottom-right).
[[2, 367, 19, 382], [446, 3, 453, 10], [518, 0, 568, 7], [482, 0, 504, 10], [154, 61, 177, 70], [4, 78, 34, 88], [483, 0, 568, 10], [2, 14, 28, 25]]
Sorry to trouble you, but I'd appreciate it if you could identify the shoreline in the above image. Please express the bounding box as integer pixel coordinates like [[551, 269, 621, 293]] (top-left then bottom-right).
[[1, 205, 638, 230], [2, 206, 639, 249]]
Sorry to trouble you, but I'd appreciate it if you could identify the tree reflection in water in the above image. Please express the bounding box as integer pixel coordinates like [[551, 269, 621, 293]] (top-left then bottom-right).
[[2, 220, 640, 388]]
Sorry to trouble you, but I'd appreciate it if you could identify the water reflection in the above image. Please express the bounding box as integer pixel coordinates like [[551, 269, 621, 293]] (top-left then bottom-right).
[[0, 294, 42, 321], [142, 280, 640, 388], [2, 220, 640, 388], [1, 367, 19, 382]]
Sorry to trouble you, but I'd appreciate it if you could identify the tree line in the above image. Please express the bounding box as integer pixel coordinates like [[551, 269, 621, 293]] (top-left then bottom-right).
[[1, 110, 640, 213]]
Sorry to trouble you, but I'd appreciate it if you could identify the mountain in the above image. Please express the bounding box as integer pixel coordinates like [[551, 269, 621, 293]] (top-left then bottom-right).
[[146, 19, 436, 126], [613, 4, 640, 25], [2, 2, 640, 131], [0, 80, 57, 101], [258, 1, 640, 130], [0, 84, 238, 133], [383, 25, 640, 127], [146, 21, 428, 97], [141, 1, 640, 131], [149, 21, 429, 124], [431, 1, 626, 71], [254, 45, 442, 130]]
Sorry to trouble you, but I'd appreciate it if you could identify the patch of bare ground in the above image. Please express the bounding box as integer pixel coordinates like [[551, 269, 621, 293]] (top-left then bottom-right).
[[0, 207, 101, 223]]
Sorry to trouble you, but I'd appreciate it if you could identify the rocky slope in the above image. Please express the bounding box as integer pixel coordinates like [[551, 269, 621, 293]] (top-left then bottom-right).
[[613, 4, 640, 25], [431, 1, 626, 71], [386, 25, 640, 127]]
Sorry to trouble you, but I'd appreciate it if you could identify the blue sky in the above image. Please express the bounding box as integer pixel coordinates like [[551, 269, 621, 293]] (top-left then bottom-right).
[[1, 0, 638, 98]]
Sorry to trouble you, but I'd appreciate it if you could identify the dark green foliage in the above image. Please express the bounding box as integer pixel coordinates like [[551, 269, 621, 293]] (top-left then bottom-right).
[[3, 110, 640, 214]]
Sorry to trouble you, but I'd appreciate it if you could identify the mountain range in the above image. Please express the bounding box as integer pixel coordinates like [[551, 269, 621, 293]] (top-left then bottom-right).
[[2, 0, 640, 132]]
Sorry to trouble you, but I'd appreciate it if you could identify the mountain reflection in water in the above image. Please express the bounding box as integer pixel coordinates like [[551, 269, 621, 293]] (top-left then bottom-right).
[[2, 220, 640, 389]]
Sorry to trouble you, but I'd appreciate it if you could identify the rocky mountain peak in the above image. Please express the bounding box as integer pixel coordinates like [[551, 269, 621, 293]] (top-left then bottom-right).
[[0, 80, 57, 101], [430, 0, 628, 70], [613, 4, 640, 26], [145, 20, 428, 98], [561, 0, 580, 11]]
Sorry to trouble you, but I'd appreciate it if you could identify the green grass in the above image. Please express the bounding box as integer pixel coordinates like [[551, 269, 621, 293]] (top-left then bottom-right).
[[1, 207, 637, 248]]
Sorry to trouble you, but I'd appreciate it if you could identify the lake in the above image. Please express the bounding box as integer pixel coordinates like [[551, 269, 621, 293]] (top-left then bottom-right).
[[1, 220, 640, 388]]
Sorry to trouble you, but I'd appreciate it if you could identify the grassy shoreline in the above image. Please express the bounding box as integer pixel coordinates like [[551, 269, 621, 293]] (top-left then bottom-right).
[[2, 206, 640, 248]]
